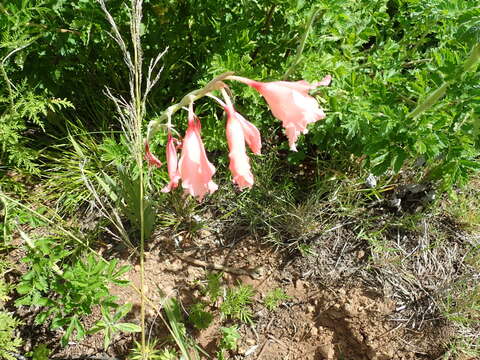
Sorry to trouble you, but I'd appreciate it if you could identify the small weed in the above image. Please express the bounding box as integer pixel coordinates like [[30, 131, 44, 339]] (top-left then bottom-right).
[[188, 302, 213, 330], [442, 282, 480, 327], [0, 311, 22, 360], [88, 303, 141, 349], [26, 344, 51, 360], [163, 298, 202, 359], [264, 288, 290, 311], [220, 284, 255, 324], [129, 339, 175, 360], [202, 271, 222, 303], [15, 236, 132, 347], [297, 243, 317, 257], [446, 192, 480, 229], [216, 326, 241, 360]]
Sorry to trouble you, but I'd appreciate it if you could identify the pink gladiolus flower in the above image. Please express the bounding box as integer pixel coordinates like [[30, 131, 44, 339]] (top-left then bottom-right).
[[144, 141, 162, 168], [230, 75, 332, 151], [161, 133, 181, 193], [178, 104, 218, 201], [223, 102, 261, 189], [237, 112, 262, 156]]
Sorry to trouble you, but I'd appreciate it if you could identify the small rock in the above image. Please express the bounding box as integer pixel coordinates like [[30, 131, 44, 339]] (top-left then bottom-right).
[[223, 272, 233, 283], [199, 229, 211, 238], [407, 183, 427, 194], [425, 190, 436, 202], [318, 344, 335, 359], [365, 174, 377, 188], [389, 197, 401, 210], [344, 303, 356, 316], [167, 259, 183, 272], [244, 345, 258, 357], [306, 305, 315, 313], [310, 326, 319, 337], [187, 266, 197, 278], [415, 156, 426, 167], [237, 340, 257, 356], [295, 279, 307, 290]]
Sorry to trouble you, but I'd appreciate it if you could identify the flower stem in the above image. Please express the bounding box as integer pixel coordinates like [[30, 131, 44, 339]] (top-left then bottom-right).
[[146, 72, 233, 141], [282, 7, 321, 80], [407, 42, 480, 119]]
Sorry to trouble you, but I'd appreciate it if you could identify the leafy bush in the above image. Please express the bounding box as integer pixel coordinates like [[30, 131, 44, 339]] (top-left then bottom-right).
[[0, 263, 21, 360], [15, 237, 133, 346], [2, 0, 478, 192]]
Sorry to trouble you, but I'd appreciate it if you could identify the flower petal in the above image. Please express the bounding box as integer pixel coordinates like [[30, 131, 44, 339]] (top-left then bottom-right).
[[144, 142, 162, 168], [178, 105, 217, 201]]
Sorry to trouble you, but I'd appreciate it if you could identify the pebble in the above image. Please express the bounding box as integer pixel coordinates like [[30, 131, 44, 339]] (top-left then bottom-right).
[[310, 326, 319, 337], [167, 259, 183, 272], [306, 305, 315, 313]]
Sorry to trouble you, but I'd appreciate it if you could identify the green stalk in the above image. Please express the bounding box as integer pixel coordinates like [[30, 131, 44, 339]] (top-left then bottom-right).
[[146, 71, 233, 142], [0, 64, 14, 109], [130, 1, 147, 356], [407, 81, 450, 119], [282, 7, 321, 80], [407, 42, 480, 119], [463, 42, 480, 72]]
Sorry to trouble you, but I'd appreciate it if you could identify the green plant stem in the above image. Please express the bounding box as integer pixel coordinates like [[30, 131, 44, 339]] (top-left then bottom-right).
[[407, 81, 450, 119], [463, 42, 480, 72], [0, 65, 14, 109], [146, 71, 233, 141], [282, 7, 321, 80], [407, 42, 480, 119], [130, 1, 147, 356]]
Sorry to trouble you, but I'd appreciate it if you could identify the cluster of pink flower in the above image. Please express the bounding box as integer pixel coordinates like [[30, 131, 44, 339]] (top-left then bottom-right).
[[145, 75, 332, 201]]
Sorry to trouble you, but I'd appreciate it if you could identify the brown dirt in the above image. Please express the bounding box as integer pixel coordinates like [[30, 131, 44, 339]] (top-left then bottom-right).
[[44, 229, 450, 360]]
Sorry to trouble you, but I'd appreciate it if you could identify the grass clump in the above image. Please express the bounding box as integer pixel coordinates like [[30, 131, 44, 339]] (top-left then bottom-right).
[[220, 284, 255, 324], [264, 288, 291, 311]]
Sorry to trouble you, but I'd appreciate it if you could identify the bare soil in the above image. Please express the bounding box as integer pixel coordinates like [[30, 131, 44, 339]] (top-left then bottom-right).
[[46, 229, 452, 360]]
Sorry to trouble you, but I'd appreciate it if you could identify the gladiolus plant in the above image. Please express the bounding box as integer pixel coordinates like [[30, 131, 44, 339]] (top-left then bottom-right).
[[145, 72, 331, 200]]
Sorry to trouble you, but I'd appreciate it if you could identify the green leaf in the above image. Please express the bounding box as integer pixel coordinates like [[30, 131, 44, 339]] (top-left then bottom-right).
[[112, 303, 132, 322], [62, 316, 77, 346], [392, 149, 408, 173], [114, 322, 142, 333], [16, 282, 32, 295], [414, 140, 427, 154]]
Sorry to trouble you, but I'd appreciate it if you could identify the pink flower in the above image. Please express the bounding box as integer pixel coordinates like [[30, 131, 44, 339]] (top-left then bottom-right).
[[230, 75, 331, 151], [144, 141, 162, 168], [161, 133, 181, 193], [178, 104, 218, 201], [223, 102, 261, 189]]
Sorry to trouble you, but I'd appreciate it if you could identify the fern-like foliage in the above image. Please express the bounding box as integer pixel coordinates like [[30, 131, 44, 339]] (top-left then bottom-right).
[[0, 80, 73, 173], [0, 263, 21, 360]]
